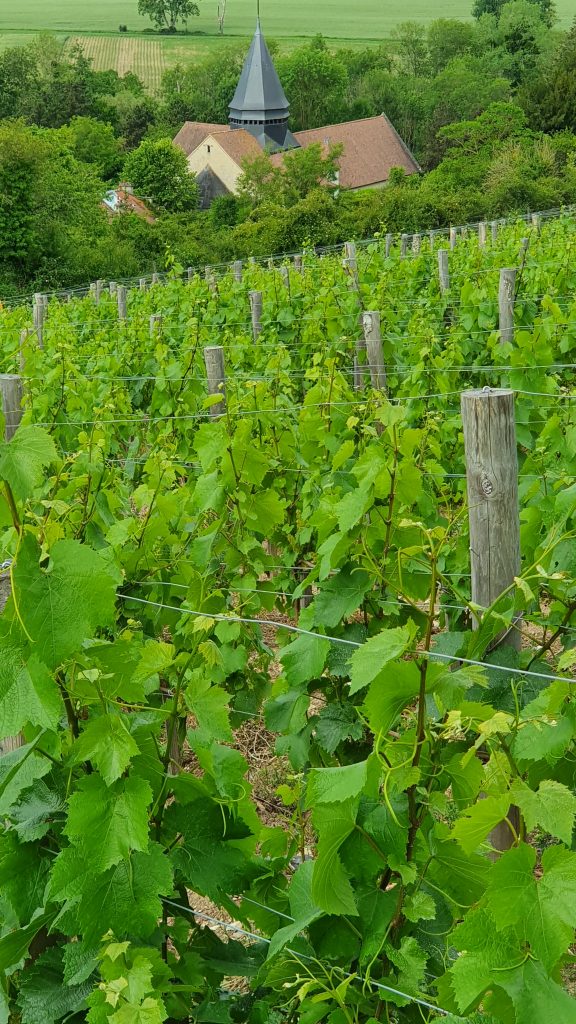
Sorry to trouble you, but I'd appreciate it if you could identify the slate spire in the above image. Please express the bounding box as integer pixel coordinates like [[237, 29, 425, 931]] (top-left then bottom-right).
[[229, 19, 299, 151]]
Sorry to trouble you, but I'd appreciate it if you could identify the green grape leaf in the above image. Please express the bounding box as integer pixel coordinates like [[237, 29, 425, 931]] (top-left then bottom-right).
[[0, 643, 64, 740], [306, 760, 368, 807], [363, 660, 421, 734], [70, 714, 140, 785], [349, 626, 413, 695], [0, 426, 57, 500], [13, 535, 117, 668], [485, 843, 576, 970], [17, 948, 93, 1024], [62, 940, 100, 986], [510, 779, 576, 845], [10, 778, 65, 842], [448, 907, 521, 1013], [166, 798, 256, 905], [267, 861, 324, 958], [451, 795, 511, 856], [311, 799, 358, 916], [335, 483, 373, 533], [312, 566, 371, 628], [0, 910, 56, 972], [279, 633, 330, 686], [77, 844, 173, 943], [64, 775, 152, 872], [314, 702, 363, 753], [110, 998, 167, 1024], [0, 740, 51, 814], [496, 958, 576, 1024]]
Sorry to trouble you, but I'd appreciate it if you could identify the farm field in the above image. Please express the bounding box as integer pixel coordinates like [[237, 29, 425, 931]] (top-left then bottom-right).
[[0, 0, 574, 38], [1, 214, 576, 1021]]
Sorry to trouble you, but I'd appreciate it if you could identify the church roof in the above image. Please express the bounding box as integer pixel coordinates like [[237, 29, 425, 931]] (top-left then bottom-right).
[[229, 20, 289, 119], [173, 121, 227, 156], [280, 115, 421, 189]]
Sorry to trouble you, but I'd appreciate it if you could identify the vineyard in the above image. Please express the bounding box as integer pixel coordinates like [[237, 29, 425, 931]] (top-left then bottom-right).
[[1, 213, 576, 1024]]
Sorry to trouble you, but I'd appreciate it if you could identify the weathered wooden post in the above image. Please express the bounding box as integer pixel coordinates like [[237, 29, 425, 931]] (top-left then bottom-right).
[[461, 386, 521, 854], [19, 329, 30, 374], [249, 290, 263, 339], [109, 281, 117, 296], [491, 221, 499, 243], [95, 280, 105, 303], [429, 230, 435, 250], [412, 233, 421, 254], [449, 227, 457, 250], [498, 268, 516, 345], [151, 272, 161, 286], [186, 267, 194, 282], [139, 278, 147, 291], [149, 314, 163, 336], [117, 285, 127, 321], [280, 266, 290, 294], [204, 346, 226, 417], [400, 233, 409, 258], [478, 222, 487, 248], [520, 237, 529, 258], [267, 258, 275, 271], [438, 250, 450, 294], [293, 254, 303, 272], [233, 260, 243, 283], [531, 213, 541, 234], [385, 233, 393, 257], [362, 311, 386, 392], [33, 294, 45, 348]]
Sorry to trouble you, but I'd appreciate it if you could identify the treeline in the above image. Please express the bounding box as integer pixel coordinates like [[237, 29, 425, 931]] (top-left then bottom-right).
[[1, 1, 576, 293]]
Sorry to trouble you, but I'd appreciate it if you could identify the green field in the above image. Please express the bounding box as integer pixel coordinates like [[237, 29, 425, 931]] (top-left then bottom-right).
[[0, 0, 573, 39]]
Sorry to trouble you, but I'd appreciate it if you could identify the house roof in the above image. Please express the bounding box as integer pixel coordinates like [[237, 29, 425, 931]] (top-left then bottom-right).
[[102, 188, 155, 223], [229, 19, 290, 120], [287, 115, 421, 189], [174, 120, 228, 157]]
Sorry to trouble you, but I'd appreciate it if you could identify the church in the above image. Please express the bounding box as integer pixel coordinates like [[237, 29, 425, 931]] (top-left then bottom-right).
[[174, 21, 420, 207]]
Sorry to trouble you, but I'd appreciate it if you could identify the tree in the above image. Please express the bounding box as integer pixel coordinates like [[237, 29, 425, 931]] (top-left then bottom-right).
[[277, 47, 348, 130], [519, 18, 576, 131], [427, 19, 476, 74], [472, 0, 556, 27], [237, 143, 343, 207], [391, 21, 430, 77], [123, 138, 199, 211], [137, 0, 199, 32], [67, 117, 124, 180]]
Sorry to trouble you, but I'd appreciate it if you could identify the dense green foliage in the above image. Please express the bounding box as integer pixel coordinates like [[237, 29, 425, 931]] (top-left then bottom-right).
[[1, 216, 576, 1022]]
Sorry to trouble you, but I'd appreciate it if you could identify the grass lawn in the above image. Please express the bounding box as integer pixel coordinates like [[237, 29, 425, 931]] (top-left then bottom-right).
[[0, 0, 573, 38]]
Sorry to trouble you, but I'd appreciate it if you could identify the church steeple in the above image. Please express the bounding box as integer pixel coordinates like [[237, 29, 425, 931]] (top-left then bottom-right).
[[229, 20, 299, 152]]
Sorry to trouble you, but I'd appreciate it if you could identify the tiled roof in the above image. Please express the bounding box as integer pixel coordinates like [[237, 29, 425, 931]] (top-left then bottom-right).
[[289, 115, 421, 189], [174, 121, 228, 156], [102, 188, 155, 223], [210, 128, 264, 163]]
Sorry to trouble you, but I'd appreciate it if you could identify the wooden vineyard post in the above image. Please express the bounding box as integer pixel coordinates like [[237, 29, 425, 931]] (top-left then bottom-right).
[[267, 258, 275, 271], [429, 230, 435, 250], [19, 329, 30, 374], [117, 285, 127, 321], [139, 278, 147, 291], [478, 222, 487, 248], [249, 290, 263, 339], [187, 267, 194, 282], [438, 250, 450, 294], [344, 242, 359, 290], [152, 273, 161, 286], [95, 279, 105, 303], [461, 387, 521, 854], [385, 233, 393, 257], [280, 266, 290, 296], [520, 237, 529, 258], [531, 213, 541, 234], [491, 220, 498, 243], [204, 346, 226, 417], [400, 233, 409, 258], [449, 227, 457, 250], [293, 254, 303, 272], [33, 293, 46, 348], [412, 233, 421, 254], [109, 281, 117, 296], [0, 375, 24, 755], [498, 268, 516, 345], [149, 314, 163, 336], [233, 260, 243, 283], [362, 311, 386, 392]]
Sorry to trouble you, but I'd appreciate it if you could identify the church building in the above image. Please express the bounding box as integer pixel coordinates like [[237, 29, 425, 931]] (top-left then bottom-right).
[[174, 21, 420, 206]]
